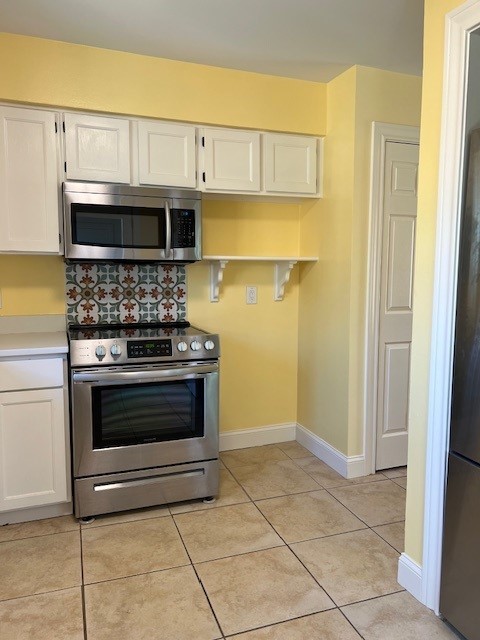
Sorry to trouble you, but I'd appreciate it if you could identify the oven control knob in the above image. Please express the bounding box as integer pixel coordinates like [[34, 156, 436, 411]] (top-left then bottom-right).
[[204, 340, 215, 351], [177, 341, 188, 352], [95, 345, 106, 359], [190, 340, 202, 351], [110, 344, 122, 357]]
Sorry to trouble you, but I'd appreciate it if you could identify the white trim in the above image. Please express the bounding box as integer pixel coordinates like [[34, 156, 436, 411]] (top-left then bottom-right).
[[364, 122, 420, 476], [0, 501, 73, 526], [219, 423, 296, 451], [398, 553, 423, 602], [296, 423, 366, 478], [422, 0, 480, 614]]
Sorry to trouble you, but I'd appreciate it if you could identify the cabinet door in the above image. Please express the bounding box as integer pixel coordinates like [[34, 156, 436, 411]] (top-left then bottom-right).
[[264, 133, 317, 194], [0, 106, 60, 253], [0, 388, 68, 511], [64, 113, 130, 183], [204, 128, 260, 192], [138, 121, 196, 188]]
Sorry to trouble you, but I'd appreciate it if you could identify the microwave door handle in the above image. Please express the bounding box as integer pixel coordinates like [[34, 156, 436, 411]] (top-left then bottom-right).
[[165, 200, 172, 257]]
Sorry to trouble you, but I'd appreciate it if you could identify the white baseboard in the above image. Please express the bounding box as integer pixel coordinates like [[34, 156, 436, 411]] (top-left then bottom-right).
[[398, 553, 423, 603], [219, 423, 296, 451], [296, 423, 366, 478], [0, 502, 73, 526], [219, 422, 367, 480]]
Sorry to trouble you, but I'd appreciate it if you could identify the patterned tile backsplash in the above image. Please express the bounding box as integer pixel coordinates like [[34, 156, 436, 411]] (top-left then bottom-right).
[[66, 263, 187, 325]]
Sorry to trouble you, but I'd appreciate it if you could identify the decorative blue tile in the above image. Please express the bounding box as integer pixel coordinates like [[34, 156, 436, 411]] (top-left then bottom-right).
[[66, 263, 187, 325]]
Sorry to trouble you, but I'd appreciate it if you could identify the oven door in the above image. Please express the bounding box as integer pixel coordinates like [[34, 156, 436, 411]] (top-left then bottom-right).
[[71, 361, 219, 477], [64, 191, 174, 261]]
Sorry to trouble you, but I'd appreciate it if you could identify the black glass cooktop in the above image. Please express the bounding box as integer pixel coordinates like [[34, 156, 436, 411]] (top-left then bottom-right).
[[68, 321, 200, 340]]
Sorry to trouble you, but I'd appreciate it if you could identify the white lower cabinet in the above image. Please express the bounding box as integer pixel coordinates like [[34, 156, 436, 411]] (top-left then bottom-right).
[[0, 360, 69, 512]]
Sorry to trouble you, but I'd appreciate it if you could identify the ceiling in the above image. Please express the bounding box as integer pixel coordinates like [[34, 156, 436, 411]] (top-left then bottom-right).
[[0, 0, 424, 82]]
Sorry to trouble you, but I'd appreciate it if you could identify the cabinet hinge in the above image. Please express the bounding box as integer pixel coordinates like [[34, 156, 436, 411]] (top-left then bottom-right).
[[202, 172, 206, 182], [202, 136, 205, 147], [64, 162, 67, 172], [55, 122, 58, 133], [62, 121, 65, 133], [59, 233, 62, 244]]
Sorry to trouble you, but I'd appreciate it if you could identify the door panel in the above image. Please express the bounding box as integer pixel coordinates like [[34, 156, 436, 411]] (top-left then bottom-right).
[[64, 113, 130, 184], [203, 128, 260, 191], [376, 141, 419, 470], [0, 388, 67, 511], [0, 106, 60, 253], [138, 121, 196, 188], [386, 217, 416, 312]]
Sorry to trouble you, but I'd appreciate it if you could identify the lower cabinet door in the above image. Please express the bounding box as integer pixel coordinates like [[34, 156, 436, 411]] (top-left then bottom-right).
[[0, 388, 68, 512]]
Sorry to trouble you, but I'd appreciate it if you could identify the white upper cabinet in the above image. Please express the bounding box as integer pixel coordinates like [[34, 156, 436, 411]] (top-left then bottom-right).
[[203, 128, 261, 192], [64, 113, 131, 183], [138, 120, 196, 188], [264, 133, 318, 194], [0, 106, 60, 253]]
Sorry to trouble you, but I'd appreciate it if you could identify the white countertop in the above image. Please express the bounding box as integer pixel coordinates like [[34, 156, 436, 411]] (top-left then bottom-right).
[[0, 332, 68, 358]]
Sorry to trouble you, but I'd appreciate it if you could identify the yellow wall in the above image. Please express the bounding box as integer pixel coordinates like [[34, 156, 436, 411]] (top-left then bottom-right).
[[188, 199, 303, 432], [0, 256, 65, 315], [349, 67, 423, 455], [0, 33, 325, 434], [297, 67, 356, 452], [297, 66, 422, 456], [405, 0, 465, 566], [0, 33, 325, 135]]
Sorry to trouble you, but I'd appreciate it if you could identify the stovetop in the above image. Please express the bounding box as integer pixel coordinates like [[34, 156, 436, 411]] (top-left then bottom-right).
[[68, 321, 220, 367], [68, 321, 196, 341]]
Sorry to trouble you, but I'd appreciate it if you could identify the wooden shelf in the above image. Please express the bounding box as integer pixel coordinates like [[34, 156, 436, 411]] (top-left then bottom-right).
[[203, 255, 318, 302]]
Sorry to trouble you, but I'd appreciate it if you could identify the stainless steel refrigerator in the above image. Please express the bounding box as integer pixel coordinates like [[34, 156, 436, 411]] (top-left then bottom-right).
[[440, 128, 480, 640]]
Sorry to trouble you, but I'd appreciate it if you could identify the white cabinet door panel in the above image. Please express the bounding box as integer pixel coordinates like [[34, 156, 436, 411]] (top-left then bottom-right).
[[0, 106, 60, 253], [138, 121, 196, 188], [64, 113, 130, 183], [204, 128, 260, 191], [264, 133, 317, 194], [0, 388, 67, 511]]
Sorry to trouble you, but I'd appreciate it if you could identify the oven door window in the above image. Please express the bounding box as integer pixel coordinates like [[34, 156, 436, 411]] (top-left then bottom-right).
[[91, 379, 205, 448], [72, 204, 166, 249]]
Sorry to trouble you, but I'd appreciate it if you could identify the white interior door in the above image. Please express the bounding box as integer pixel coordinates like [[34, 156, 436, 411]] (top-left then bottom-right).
[[376, 140, 419, 470]]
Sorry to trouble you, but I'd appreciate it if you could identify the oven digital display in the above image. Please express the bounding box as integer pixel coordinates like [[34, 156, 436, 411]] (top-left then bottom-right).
[[127, 339, 172, 358]]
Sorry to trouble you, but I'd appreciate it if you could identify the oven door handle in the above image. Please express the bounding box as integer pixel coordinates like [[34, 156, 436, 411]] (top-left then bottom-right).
[[72, 362, 217, 384]]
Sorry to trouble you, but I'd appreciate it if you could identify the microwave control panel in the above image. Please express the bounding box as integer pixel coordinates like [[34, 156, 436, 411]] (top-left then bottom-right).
[[127, 339, 172, 358], [172, 209, 196, 248]]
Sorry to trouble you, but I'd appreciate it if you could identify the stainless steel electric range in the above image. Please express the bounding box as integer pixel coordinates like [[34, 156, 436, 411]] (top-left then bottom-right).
[[68, 322, 219, 519]]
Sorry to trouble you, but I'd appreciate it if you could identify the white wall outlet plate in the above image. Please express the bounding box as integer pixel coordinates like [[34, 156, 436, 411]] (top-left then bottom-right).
[[246, 285, 257, 304]]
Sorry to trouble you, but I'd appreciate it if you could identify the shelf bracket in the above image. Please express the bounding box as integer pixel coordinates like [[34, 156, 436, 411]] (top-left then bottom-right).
[[274, 260, 297, 301], [209, 260, 229, 302]]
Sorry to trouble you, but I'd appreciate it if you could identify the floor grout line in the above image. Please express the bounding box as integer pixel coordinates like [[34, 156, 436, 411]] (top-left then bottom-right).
[[0, 527, 80, 545], [170, 511, 226, 638], [79, 527, 88, 640]]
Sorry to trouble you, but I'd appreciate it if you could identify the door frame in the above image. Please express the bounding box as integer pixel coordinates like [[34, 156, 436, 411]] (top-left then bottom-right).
[[421, 0, 480, 613], [364, 122, 420, 476]]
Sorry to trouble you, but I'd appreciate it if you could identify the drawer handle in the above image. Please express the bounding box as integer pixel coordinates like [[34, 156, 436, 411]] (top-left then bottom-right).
[[93, 468, 205, 492]]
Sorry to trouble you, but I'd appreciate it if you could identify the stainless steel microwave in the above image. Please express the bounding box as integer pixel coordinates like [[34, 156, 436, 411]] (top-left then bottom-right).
[[63, 182, 201, 262]]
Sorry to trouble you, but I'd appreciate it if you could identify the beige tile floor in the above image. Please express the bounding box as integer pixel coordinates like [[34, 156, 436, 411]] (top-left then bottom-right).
[[0, 443, 460, 639]]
